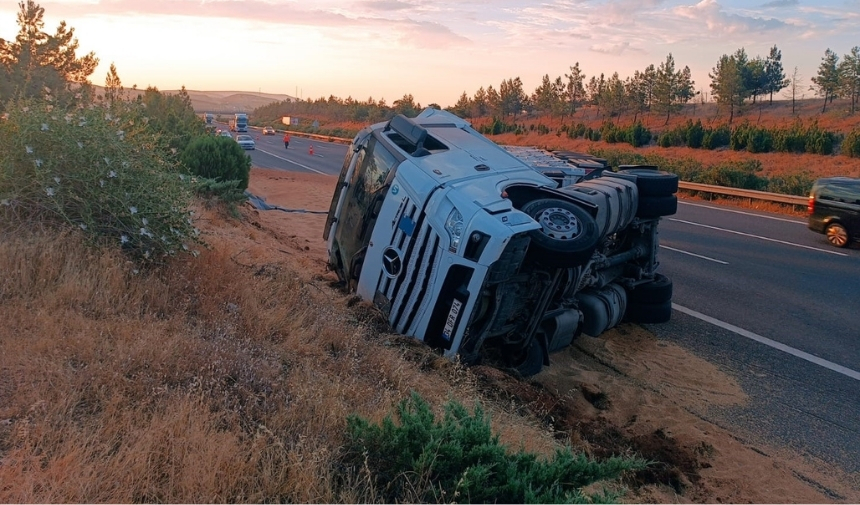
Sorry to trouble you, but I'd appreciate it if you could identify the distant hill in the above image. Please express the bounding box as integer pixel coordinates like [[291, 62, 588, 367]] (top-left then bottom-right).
[[90, 86, 294, 115], [181, 90, 295, 115]]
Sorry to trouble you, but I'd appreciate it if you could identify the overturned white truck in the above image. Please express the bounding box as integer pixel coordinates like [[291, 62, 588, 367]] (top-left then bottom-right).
[[324, 108, 677, 376]]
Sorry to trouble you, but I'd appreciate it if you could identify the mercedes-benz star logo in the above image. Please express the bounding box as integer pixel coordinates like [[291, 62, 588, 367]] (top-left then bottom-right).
[[382, 247, 402, 278]]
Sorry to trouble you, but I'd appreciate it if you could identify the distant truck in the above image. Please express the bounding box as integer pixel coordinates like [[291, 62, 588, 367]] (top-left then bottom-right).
[[231, 113, 248, 132], [324, 108, 678, 376], [201, 112, 214, 125]]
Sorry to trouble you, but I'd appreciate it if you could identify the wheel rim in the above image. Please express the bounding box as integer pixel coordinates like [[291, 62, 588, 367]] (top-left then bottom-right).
[[827, 225, 848, 246], [535, 207, 580, 240]]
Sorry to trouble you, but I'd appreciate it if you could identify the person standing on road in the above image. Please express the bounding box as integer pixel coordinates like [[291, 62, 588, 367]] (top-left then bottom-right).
[[283, 133, 291, 149]]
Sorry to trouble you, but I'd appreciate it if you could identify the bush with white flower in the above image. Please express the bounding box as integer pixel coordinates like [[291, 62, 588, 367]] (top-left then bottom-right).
[[0, 97, 201, 262]]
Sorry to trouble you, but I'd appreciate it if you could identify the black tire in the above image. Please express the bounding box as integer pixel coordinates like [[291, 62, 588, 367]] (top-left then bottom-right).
[[618, 168, 679, 197], [521, 198, 600, 267], [825, 222, 849, 248], [637, 195, 677, 218], [509, 339, 545, 377], [628, 274, 673, 305], [624, 299, 672, 324]]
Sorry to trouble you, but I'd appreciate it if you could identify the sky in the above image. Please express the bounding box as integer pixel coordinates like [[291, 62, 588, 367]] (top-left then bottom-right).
[[1, 0, 859, 108]]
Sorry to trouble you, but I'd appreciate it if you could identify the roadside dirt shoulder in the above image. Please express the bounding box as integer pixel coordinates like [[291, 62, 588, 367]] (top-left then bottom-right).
[[246, 167, 860, 503]]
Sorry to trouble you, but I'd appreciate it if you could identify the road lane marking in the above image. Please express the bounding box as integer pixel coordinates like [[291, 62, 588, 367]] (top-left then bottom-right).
[[660, 245, 728, 264], [672, 303, 860, 382], [679, 201, 805, 224], [668, 218, 848, 256], [256, 148, 328, 175]]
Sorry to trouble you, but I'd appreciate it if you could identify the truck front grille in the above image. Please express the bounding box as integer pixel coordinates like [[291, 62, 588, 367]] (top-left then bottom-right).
[[380, 199, 442, 334]]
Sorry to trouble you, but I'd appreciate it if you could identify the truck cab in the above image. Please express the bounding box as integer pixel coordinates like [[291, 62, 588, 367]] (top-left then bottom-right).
[[324, 108, 678, 376]]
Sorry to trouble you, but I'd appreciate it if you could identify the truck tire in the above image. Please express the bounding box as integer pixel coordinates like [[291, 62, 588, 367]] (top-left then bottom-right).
[[637, 195, 677, 218], [618, 168, 679, 197], [509, 339, 545, 377], [521, 198, 600, 268]]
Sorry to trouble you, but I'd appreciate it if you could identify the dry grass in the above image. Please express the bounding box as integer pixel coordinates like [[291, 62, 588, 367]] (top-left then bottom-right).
[[0, 221, 558, 502], [467, 98, 860, 182]]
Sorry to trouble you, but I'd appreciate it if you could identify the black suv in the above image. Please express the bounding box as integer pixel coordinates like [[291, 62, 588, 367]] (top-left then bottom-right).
[[808, 177, 860, 248]]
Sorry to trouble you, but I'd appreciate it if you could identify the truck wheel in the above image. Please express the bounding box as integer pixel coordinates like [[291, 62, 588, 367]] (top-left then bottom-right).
[[628, 274, 673, 305], [624, 299, 672, 324], [618, 168, 679, 197], [637, 195, 677, 218], [521, 198, 600, 267], [508, 339, 544, 377]]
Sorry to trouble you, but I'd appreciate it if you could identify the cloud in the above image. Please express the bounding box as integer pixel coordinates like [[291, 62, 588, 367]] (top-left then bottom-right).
[[673, 0, 793, 35], [760, 0, 799, 7], [357, 0, 414, 11]]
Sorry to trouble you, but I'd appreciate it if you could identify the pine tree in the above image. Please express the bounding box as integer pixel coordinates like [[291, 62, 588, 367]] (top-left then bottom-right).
[[710, 53, 744, 123], [563, 62, 586, 114], [0, 1, 98, 103], [838, 46, 860, 114], [811, 48, 840, 112], [764, 45, 789, 104]]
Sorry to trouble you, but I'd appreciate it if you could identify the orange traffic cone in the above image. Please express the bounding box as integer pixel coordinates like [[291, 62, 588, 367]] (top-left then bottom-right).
[[309, 145, 315, 156]]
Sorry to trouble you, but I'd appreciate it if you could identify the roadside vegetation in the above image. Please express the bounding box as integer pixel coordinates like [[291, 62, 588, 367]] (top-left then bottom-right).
[[1, 2, 652, 502]]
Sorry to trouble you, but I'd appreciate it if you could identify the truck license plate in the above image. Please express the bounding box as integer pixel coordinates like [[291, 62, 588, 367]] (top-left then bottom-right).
[[442, 299, 462, 341]]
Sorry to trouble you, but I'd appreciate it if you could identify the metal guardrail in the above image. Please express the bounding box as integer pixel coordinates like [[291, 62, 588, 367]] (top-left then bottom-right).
[[677, 181, 808, 207]]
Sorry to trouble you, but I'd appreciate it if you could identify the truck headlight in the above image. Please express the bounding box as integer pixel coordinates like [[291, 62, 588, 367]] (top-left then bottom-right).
[[445, 208, 465, 253]]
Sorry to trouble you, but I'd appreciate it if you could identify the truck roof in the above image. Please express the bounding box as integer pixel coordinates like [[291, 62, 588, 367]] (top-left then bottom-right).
[[376, 109, 600, 186]]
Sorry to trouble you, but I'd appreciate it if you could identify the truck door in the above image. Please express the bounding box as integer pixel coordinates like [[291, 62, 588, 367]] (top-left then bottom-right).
[[328, 135, 400, 285]]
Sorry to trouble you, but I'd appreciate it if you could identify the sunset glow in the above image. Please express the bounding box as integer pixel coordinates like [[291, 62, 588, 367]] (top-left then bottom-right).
[[1, 0, 858, 107]]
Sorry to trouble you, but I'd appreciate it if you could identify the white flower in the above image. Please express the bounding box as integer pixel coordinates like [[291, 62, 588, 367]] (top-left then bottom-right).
[[79, 223, 87, 230], [116, 130, 124, 140], [45, 187, 55, 196], [144, 250, 151, 259], [129, 206, 138, 214], [141, 217, 148, 226], [105, 113, 112, 121], [41, 123, 49, 131], [161, 235, 168, 243], [108, 170, 117, 178], [77, 141, 83, 148], [65, 114, 73, 123], [34, 159, 42, 167], [103, 157, 110, 165], [179, 174, 185, 181], [139, 227, 152, 238], [25, 146, 33, 154], [182, 243, 189, 251], [53, 177, 60, 184], [99, 179, 105, 187], [121, 234, 129, 244]]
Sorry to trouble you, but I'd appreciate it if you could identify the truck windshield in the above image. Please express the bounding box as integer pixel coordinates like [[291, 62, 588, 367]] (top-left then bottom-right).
[[335, 136, 400, 281]]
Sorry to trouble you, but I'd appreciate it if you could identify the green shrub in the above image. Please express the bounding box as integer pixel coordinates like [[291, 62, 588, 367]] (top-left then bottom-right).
[[0, 98, 200, 263], [686, 119, 705, 148], [627, 121, 651, 147], [804, 121, 836, 155], [342, 392, 647, 504], [702, 124, 730, 150], [693, 160, 767, 190], [843, 128, 860, 158], [180, 135, 251, 190]]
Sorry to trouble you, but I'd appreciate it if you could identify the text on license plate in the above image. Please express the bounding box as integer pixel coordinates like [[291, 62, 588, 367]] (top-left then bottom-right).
[[442, 299, 462, 341]]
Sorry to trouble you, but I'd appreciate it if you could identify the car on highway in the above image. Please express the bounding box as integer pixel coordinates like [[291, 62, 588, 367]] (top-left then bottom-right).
[[807, 176, 860, 247], [262, 126, 275, 135], [235, 134, 256, 150], [218, 130, 232, 139]]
